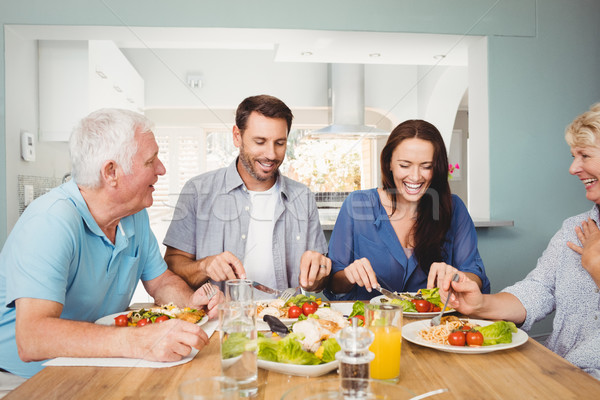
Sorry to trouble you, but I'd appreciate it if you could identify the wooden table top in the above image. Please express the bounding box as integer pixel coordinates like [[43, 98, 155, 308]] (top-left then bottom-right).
[[5, 304, 600, 399]]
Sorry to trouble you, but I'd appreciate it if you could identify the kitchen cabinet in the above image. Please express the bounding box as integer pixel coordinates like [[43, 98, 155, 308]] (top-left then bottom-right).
[[38, 40, 144, 141]]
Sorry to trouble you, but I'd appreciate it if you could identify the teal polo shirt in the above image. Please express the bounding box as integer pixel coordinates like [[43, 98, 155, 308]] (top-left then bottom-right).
[[0, 180, 166, 378]]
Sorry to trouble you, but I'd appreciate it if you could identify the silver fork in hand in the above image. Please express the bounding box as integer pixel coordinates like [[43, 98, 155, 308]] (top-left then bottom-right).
[[200, 282, 217, 300], [430, 273, 459, 326]]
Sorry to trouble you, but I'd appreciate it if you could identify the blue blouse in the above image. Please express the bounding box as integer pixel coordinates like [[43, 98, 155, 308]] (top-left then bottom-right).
[[324, 189, 490, 300]]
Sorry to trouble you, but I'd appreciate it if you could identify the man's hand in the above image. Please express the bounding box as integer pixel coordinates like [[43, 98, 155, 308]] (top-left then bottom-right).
[[341, 257, 378, 292], [202, 251, 246, 282], [134, 318, 210, 362], [299, 251, 331, 292], [190, 283, 224, 320]]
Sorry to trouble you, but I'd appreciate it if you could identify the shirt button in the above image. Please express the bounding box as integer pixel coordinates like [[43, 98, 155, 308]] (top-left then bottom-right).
[[296, 235, 300, 240], [245, 206, 250, 211], [242, 234, 246, 240]]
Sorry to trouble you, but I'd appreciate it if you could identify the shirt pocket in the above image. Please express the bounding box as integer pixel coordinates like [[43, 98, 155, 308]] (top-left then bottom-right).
[[116, 254, 141, 296]]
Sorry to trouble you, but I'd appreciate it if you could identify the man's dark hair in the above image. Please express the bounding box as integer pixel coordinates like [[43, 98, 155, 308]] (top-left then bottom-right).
[[235, 95, 293, 134]]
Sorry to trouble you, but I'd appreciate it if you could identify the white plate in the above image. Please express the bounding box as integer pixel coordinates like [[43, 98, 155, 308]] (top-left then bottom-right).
[[402, 318, 528, 354], [256, 302, 352, 331], [370, 294, 455, 318], [257, 359, 339, 377], [95, 311, 208, 327]]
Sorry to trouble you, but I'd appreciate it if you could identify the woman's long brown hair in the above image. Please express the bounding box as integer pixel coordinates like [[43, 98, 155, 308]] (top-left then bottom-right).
[[380, 119, 452, 274]]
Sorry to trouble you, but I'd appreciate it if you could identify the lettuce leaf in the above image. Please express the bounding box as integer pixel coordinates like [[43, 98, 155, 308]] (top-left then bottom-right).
[[276, 334, 321, 365], [474, 321, 518, 346], [221, 332, 252, 359], [348, 301, 365, 318], [419, 288, 442, 307], [257, 336, 278, 362], [390, 299, 417, 312], [318, 338, 341, 363]]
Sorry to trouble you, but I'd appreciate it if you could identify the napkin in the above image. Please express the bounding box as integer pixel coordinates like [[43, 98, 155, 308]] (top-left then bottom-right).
[[43, 319, 219, 368]]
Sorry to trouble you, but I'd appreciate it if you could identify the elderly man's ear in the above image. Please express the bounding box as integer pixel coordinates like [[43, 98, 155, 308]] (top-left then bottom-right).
[[101, 160, 119, 187]]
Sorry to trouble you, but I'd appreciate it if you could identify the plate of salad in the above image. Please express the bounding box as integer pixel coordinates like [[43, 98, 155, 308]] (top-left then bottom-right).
[[256, 332, 341, 377], [402, 318, 528, 354], [370, 288, 455, 318]]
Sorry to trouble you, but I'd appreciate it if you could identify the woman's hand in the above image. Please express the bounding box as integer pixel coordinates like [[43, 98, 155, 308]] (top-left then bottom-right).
[[567, 218, 600, 287], [342, 257, 378, 292]]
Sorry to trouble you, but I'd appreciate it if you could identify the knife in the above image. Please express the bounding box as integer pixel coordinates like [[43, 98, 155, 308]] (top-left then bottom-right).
[[251, 281, 281, 296], [374, 285, 404, 301]]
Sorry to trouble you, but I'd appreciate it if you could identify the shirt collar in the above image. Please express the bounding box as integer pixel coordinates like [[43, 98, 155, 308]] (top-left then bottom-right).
[[63, 180, 133, 241]]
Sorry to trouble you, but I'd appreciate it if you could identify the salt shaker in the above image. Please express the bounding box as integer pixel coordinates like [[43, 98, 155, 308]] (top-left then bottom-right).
[[335, 317, 375, 395]]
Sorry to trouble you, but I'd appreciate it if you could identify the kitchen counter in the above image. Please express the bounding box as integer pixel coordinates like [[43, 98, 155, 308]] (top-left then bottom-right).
[[319, 208, 513, 231]]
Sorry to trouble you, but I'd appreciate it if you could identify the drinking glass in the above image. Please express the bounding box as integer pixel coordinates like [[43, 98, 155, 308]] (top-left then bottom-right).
[[219, 302, 258, 397], [225, 279, 254, 303], [178, 376, 239, 399], [365, 303, 403, 381]]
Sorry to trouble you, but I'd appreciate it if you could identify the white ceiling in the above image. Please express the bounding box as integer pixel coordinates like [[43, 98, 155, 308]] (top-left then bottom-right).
[[10, 25, 480, 66]]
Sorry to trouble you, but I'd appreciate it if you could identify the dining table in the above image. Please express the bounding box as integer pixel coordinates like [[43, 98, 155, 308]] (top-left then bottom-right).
[[4, 301, 600, 400]]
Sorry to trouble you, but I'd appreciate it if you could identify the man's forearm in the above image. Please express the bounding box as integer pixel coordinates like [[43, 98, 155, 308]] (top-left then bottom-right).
[[164, 254, 208, 289]]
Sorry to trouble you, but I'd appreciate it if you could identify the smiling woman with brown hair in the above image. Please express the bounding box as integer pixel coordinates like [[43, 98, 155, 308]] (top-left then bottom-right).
[[325, 119, 490, 301]]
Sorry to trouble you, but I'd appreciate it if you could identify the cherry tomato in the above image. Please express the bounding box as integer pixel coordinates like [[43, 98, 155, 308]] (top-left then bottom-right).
[[466, 330, 484, 346], [154, 315, 170, 323], [349, 315, 365, 326], [414, 300, 433, 313], [302, 301, 318, 316], [448, 331, 466, 346], [431, 306, 441, 312], [114, 314, 128, 327], [288, 306, 302, 318], [458, 325, 472, 332], [136, 318, 150, 327]]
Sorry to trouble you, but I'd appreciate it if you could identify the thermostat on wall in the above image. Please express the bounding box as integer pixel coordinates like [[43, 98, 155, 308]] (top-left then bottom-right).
[[20, 130, 36, 162]]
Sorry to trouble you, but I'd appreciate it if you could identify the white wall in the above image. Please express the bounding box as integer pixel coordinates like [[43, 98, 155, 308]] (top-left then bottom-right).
[[5, 27, 71, 230]]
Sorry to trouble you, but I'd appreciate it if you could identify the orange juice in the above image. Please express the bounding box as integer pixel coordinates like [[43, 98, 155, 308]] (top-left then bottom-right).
[[369, 325, 402, 380]]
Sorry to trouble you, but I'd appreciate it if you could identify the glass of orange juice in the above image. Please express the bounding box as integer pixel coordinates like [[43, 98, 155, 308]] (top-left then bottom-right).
[[365, 303, 403, 381]]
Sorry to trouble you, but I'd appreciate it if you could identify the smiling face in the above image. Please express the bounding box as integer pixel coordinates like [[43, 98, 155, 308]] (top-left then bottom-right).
[[569, 145, 600, 204], [119, 130, 166, 213], [233, 111, 288, 191], [390, 138, 435, 205]]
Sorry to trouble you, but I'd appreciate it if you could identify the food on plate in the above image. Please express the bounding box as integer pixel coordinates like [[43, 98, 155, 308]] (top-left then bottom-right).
[[114, 303, 206, 327], [256, 294, 324, 320], [255, 300, 348, 365], [381, 288, 444, 313], [418, 316, 517, 347]]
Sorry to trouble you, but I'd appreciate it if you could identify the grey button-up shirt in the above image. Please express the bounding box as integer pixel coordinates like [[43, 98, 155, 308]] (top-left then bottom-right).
[[164, 160, 327, 290], [503, 204, 600, 380]]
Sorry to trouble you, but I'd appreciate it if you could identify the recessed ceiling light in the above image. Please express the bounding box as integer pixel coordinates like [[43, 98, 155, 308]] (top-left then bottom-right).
[[369, 53, 381, 58], [433, 54, 446, 60], [301, 51, 313, 56]]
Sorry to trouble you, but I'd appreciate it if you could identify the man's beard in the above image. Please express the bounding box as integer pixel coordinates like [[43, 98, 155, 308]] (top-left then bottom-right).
[[238, 145, 280, 182]]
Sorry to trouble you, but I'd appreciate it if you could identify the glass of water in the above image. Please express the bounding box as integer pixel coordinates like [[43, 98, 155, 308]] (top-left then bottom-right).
[[225, 279, 254, 303], [218, 302, 258, 397]]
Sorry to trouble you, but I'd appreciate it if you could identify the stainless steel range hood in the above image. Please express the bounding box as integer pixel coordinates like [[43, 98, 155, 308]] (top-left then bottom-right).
[[308, 63, 389, 138]]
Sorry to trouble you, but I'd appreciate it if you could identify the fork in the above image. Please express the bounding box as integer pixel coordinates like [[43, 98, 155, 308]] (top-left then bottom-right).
[[430, 273, 459, 326], [278, 287, 298, 302], [200, 282, 217, 300]]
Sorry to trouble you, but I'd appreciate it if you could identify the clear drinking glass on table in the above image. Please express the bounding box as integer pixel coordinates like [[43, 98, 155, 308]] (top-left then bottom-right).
[[225, 279, 254, 303], [219, 302, 258, 397], [178, 376, 239, 400], [365, 303, 403, 381]]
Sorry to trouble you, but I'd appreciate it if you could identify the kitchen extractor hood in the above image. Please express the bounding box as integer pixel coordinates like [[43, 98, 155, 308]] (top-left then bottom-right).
[[308, 63, 389, 138]]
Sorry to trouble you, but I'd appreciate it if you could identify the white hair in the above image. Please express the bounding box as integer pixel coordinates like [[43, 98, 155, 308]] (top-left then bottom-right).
[[69, 108, 154, 188]]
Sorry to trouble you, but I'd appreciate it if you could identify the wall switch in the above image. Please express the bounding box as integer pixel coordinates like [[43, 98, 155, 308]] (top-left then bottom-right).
[[24, 185, 34, 206]]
